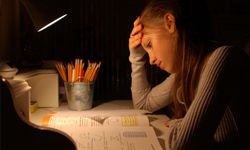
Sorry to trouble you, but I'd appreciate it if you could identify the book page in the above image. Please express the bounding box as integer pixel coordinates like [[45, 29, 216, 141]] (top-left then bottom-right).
[[64, 126, 163, 150], [42, 115, 150, 130], [40, 110, 167, 150], [44, 108, 150, 117]]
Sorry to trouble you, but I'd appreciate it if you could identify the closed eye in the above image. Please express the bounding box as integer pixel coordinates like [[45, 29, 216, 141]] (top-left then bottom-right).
[[146, 40, 152, 48]]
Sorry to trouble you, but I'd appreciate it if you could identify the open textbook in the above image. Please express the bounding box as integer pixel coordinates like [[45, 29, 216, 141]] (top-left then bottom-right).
[[41, 110, 169, 150]]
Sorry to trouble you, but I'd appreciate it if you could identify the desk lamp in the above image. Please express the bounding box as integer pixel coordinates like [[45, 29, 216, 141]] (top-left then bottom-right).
[[1, 0, 67, 78], [19, 0, 67, 32]]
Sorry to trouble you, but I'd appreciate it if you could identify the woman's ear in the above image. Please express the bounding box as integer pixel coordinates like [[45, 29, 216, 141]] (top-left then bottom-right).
[[163, 13, 176, 33]]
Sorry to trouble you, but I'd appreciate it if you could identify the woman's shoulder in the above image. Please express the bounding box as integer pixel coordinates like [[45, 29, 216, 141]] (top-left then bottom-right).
[[210, 45, 231, 58], [205, 45, 231, 66], [205, 45, 250, 72], [209, 45, 249, 62]]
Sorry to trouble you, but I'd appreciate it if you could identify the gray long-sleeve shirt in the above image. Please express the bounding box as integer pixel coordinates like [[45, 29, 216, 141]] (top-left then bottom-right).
[[129, 45, 250, 150]]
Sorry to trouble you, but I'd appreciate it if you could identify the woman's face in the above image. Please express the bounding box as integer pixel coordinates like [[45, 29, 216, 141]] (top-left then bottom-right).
[[141, 25, 179, 73]]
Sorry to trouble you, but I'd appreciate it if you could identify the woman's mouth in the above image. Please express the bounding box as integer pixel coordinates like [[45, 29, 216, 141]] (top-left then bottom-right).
[[157, 62, 162, 68]]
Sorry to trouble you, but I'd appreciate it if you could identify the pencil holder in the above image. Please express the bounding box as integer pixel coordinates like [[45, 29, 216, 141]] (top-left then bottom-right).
[[64, 81, 94, 111]]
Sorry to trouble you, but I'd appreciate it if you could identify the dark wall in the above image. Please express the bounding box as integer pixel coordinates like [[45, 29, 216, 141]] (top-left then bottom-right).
[[206, 0, 250, 44], [1, 0, 250, 102], [0, 0, 20, 61]]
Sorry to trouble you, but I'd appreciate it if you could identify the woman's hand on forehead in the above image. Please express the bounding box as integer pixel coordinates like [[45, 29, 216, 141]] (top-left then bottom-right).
[[129, 17, 144, 51], [130, 17, 143, 37]]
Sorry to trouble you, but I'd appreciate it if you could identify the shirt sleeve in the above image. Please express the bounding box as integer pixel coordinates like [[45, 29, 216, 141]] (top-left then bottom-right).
[[129, 47, 174, 112], [166, 46, 242, 149]]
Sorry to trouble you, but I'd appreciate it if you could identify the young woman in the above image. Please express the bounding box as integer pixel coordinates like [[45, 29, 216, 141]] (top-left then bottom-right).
[[128, 0, 250, 149]]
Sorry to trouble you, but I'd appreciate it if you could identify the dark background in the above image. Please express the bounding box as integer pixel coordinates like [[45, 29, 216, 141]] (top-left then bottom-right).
[[1, 0, 250, 101], [0, 0, 250, 149]]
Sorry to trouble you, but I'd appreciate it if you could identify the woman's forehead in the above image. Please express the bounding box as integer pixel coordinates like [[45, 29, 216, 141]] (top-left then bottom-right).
[[143, 25, 166, 34], [143, 27, 160, 34], [143, 28, 167, 39]]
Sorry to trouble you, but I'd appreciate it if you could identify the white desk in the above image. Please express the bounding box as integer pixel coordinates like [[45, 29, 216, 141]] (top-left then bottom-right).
[[30, 100, 170, 150]]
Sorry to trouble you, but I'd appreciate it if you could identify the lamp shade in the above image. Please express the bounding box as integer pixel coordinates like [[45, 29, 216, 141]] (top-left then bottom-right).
[[20, 0, 67, 32]]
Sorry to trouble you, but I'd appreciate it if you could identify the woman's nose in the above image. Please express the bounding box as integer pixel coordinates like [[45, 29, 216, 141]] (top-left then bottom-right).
[[149, 53, 156, 65]]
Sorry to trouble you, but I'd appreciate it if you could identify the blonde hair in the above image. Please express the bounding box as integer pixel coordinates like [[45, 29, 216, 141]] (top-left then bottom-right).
[[141, 0, 213, 118]]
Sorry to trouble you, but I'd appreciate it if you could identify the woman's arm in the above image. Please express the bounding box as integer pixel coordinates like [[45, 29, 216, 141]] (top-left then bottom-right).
[[129, 46, 174, 112]]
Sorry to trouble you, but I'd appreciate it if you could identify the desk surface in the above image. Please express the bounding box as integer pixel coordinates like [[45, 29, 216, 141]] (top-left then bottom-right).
[[30, 100, 170, 150]]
